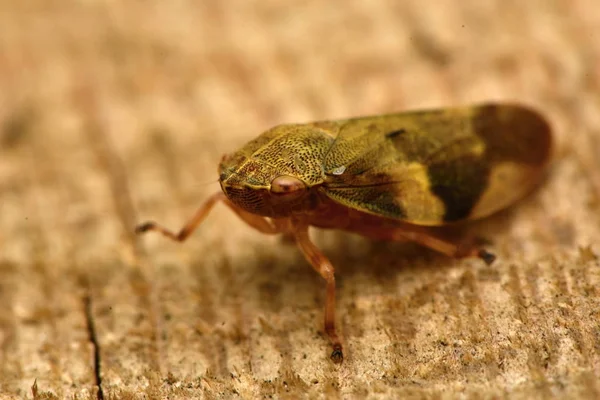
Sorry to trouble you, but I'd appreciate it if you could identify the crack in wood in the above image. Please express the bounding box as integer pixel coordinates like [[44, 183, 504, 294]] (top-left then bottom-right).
[[74, 83, 167, 377], [83, 291, 104, 400]]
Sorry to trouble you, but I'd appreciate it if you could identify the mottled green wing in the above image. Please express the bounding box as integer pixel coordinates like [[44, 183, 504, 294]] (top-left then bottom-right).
[[321, 104, 552, 225]]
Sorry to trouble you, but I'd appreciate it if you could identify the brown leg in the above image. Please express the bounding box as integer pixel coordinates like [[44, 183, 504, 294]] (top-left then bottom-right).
[[280, 233, 296, 244], [350, 222, 495, 265], [135, 191, 281, 240], [292, 223, 343, 363], [392, 228, 496, 265]]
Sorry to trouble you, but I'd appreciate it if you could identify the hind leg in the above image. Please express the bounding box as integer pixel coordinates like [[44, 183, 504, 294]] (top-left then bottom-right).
[[352, 223, 496, 265]]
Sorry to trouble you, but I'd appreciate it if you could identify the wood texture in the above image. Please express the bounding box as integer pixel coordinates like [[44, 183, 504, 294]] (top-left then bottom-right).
[[1, 1, 599, 399]]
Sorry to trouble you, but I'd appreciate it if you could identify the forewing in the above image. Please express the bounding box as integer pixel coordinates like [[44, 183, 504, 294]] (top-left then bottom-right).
[[322, 104, 552, 225]]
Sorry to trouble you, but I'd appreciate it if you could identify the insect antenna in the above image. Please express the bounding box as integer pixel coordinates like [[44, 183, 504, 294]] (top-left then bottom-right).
[[191, 177, 220, 188]]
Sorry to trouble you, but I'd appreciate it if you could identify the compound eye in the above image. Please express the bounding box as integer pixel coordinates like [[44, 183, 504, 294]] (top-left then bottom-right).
[[270, 175, 306, 197]]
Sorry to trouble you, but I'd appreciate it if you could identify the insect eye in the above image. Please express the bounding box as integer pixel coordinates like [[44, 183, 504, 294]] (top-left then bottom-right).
[[270, 175, 306, 196]]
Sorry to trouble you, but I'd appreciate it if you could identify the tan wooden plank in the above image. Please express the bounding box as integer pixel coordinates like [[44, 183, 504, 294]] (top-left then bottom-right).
[[1, 0, 600, 399], [0, 112, 98, 398]]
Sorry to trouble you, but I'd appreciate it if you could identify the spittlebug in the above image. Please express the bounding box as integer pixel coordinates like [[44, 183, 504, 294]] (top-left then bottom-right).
[[136, 103, 552, 363]]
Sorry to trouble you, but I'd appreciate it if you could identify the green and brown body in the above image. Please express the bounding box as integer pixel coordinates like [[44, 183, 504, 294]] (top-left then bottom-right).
[[138, 103, 553, 363], [219, 103, 551, 228]]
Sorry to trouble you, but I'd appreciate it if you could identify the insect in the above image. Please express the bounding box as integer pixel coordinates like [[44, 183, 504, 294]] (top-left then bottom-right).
[[136, 103, 552, 363]]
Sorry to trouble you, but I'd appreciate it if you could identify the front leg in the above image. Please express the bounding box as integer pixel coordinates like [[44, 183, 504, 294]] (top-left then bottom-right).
[[135, 191, 282, 240], [292, 222, 344, 363]]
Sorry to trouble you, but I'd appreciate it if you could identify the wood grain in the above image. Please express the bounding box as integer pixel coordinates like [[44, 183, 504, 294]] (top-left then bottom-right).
[[1, 0, 599, 398]]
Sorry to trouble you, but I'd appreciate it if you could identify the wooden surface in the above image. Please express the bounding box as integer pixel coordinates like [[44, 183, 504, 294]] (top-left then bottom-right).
[[1, 1, 600, 399]]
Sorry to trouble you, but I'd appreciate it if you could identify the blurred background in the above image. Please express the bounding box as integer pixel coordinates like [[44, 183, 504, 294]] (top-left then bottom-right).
[[1, 1, 599, 399]]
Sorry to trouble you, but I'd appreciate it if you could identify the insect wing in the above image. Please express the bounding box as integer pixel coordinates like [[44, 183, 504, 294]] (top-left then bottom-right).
[[321, 104, 552, 225]]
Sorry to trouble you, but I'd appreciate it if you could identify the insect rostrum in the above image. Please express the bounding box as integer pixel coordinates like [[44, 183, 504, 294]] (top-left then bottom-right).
[[136, 103, 552, 363]]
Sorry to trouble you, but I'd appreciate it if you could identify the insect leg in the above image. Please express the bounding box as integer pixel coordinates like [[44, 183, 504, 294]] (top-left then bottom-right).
[[292, 223, 344, 363], [136, 191, 281, 241], [394, 229, 496, 265], [225, 201, 281, 235]]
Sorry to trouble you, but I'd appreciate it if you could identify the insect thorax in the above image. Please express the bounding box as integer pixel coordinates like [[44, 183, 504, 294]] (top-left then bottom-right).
[[218, 124, 337, 218]]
